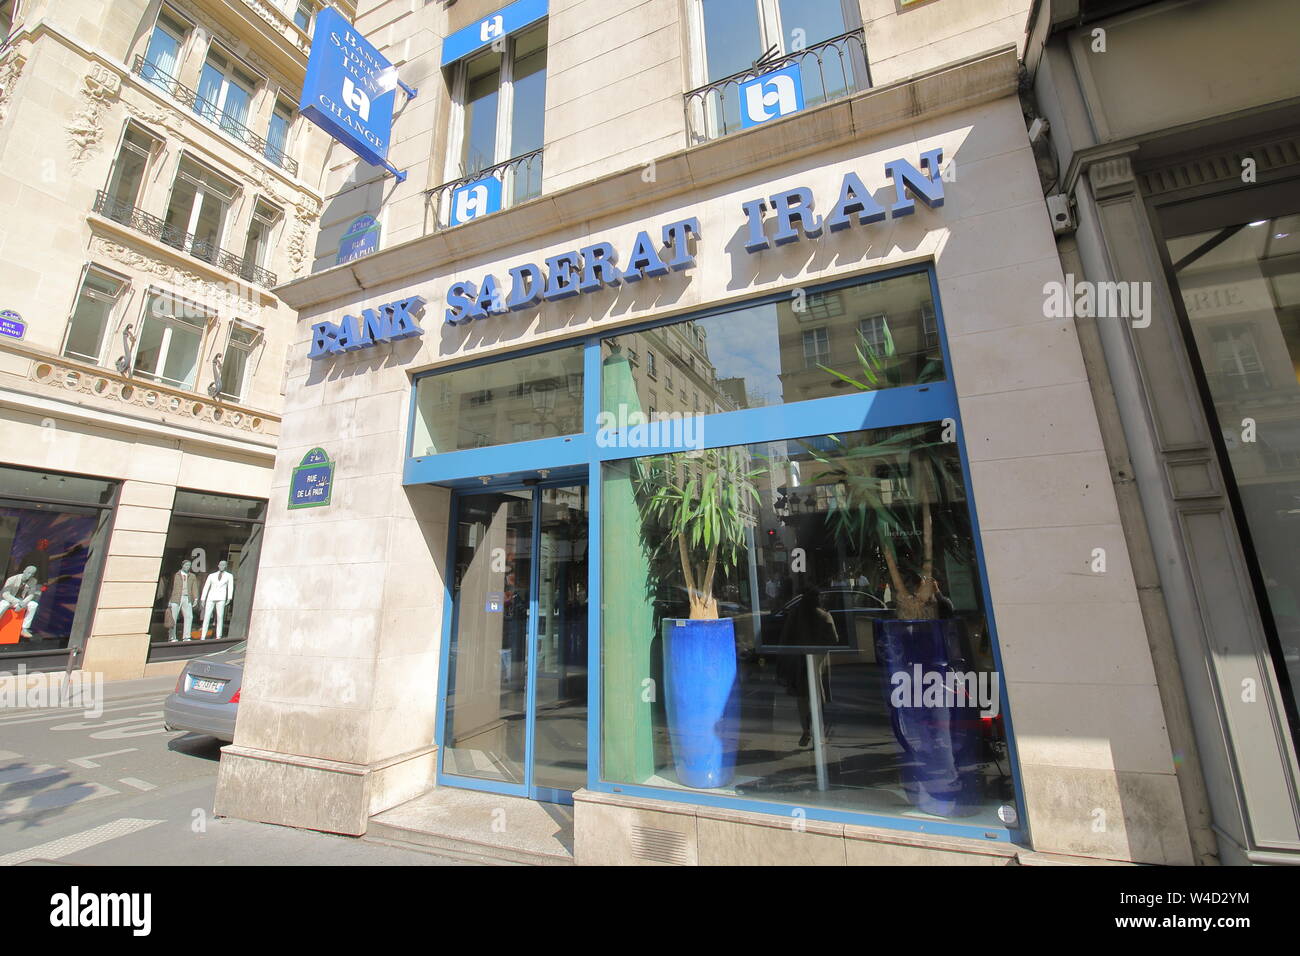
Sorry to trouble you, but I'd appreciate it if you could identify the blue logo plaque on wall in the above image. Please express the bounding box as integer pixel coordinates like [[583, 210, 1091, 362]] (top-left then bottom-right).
[[289, 448, 334, 510], [338, 215, 381, 265], [0, 310, 25, 341], [449, 176, 503, 226], [738, 63, 805, 129]]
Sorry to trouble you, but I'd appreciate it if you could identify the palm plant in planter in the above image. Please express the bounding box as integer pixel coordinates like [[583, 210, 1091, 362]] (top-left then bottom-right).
[[812, 329, 984, 816], [635, 445, 764, 789]]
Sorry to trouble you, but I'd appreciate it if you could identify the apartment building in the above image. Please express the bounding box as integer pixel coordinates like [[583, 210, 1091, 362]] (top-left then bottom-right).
[[0, 0, 340, 679], [209, 0, 1300, 865]]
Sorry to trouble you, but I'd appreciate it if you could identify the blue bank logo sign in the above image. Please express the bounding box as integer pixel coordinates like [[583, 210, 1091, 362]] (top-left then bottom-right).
[[309, 295, 427, 359], [450, 177, 503, 226], [440, 0, 549, 65], [740, 64, 805, 128], [338, 215, 381, 265], [300, 7, 397, 168], [289, 448, 334, 509], [0, 309, 24, 341]]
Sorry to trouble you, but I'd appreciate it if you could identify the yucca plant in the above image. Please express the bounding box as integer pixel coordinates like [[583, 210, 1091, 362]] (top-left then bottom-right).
[[812, 328, 962, 620], [635, 445, 765, 619]]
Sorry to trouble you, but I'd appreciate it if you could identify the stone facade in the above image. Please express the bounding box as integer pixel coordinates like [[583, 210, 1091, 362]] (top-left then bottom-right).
[[213, 0, 1216, 864], [0, 0, 345, 679]]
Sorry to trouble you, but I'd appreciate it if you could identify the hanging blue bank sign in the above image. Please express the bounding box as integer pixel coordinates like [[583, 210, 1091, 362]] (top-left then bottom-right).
[[300, 8, 399, 175], [440, 0, 549, 66]]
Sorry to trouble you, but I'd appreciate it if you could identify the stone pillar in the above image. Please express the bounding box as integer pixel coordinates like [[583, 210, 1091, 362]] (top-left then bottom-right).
[[1071, 149, 1297, 861], [215, 370, 446, 835]]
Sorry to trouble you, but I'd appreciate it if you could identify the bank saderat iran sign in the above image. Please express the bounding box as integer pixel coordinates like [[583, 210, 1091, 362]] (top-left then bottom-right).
[[300, 7, 408, 181], [307, 150, 945, 359]]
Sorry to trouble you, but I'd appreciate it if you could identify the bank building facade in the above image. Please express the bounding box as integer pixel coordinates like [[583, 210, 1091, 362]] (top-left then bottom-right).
[[204, 0, 1300, 866]]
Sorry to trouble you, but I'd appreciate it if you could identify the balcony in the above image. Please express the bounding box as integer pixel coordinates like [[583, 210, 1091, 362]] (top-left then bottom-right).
[[683, 30, 870, 145], [429, 149, 544, 231], [92, 191, 278, 289], [131, 55, 299, 177]]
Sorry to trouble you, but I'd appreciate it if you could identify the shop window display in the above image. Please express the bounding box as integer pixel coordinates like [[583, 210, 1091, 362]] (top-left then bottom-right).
[[0, 467, 115, 654], [149, 491, 265, 648], [601, 421, 1012, 824]]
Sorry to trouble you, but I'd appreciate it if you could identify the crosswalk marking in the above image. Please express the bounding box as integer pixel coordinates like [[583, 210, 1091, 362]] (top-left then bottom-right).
[[118, 777, 156, 792], [68, 748, 138, 768], [0, 750, 21, 761], [0, 817, 165, 866]]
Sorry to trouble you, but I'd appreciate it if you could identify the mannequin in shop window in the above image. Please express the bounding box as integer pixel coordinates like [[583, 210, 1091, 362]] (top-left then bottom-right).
[[167, 558, 199, 642], [2, 565, 42, 639], [199, 559, 234, 640]]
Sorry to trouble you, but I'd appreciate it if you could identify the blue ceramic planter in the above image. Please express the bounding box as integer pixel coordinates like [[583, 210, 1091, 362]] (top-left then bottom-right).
[[874, 618, 982, 817], [663, 618, 739, 789]]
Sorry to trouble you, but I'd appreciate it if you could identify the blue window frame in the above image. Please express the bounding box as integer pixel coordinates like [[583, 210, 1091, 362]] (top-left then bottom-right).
[[408, 261, 1028, 843]]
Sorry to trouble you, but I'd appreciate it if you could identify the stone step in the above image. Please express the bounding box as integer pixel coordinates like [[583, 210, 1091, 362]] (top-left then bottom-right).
[[366, 787, 574, 867]]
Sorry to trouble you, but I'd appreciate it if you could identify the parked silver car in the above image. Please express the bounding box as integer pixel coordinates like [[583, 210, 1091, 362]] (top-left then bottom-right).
[[163, 641, 245, 742]]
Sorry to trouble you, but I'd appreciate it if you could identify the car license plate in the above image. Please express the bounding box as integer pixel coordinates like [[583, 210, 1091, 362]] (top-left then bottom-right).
[[189, 677, 225, 694]]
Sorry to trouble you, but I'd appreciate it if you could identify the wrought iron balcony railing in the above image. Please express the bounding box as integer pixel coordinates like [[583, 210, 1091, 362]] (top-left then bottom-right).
[[93, 191, 278, 289], [429, 149, 544, 231], [132, 55, 299, 177], [683, 30, 870, 145]]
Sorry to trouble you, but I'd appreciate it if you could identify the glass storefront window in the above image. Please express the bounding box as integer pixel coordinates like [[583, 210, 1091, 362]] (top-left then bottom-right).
[[411, 345, 584, 456], [1165, 209, 1300, 736], [0, 466, 116, 655], [601, 423, 1011, 824], [148, 490, 266, 648], [602, 270, 942, 417]]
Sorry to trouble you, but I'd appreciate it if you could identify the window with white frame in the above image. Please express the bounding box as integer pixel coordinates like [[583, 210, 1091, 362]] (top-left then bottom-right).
[[242, 199, 282, 272], [63, 266, 128, 365], [289, 0, 313, 32], [1, 0, 19, 42], [217, 322, 260, 401], [103, 124, 160, 215], [265, 97, 294, 164], [195, 47, 257, 135], [449, 22, 547, 202], [688, 0, 863, 139], [858, 313, 890, 354], [134, 290, 209, 390], [163, 157, 237, 261], [921, 303, 938, 349], [141, 7, 188, 89], [802, 326, 830, 368]]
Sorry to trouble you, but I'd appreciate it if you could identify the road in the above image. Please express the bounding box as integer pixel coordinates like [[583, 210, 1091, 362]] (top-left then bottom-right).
[[0, 675, 466, 866]]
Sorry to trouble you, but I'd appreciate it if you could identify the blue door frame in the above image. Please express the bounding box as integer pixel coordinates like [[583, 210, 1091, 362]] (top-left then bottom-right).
[[418, 262, 1030, 843]]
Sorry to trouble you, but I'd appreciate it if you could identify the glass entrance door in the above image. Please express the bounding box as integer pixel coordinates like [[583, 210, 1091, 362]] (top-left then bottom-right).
[[441, 483, 589, 802]]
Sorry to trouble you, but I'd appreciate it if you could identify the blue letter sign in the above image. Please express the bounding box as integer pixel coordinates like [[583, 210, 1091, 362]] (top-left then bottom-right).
[[289, 448, 334, 509], [300, 8, 404, 179], [0, 310, 25, 341], [739, 64, 805, 129]]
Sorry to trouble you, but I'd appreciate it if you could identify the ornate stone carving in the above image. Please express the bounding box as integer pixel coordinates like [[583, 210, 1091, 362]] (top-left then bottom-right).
[[27, 357, 271, 436], [1087, 154, 1137, 201], [287, 195, 323, 276], [88, 237, 266, 320], [121, 98, 188, 139], [0, 50, 28, 127], [67, 64, 122, 172]]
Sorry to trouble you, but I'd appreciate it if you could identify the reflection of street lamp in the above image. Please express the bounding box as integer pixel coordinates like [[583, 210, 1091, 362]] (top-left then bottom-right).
[[531, 380, 558, 434]]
